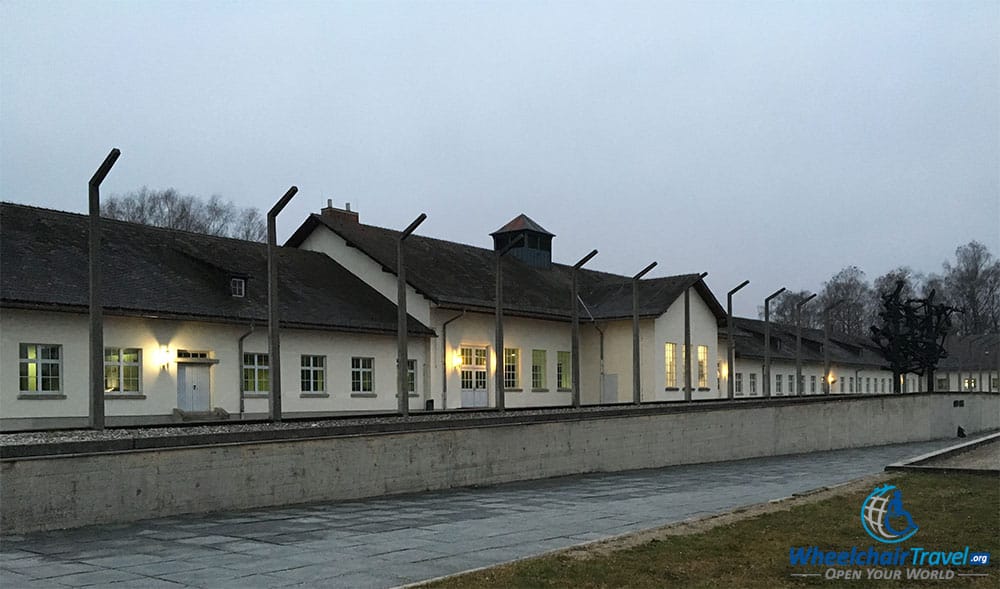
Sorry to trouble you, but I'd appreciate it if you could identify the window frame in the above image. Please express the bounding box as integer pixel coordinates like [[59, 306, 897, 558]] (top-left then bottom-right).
[[531, 349, 547, 390], [696, 345, 708, 388], [664, 343, 677, 388], [243, 352, 270, 394], [503, 348, 520, 389], [734, 372, 743, 395], [300, 354, 326, 393], [556, 351, 571, 390], [104, 347, 142, 394], [351, 356, 374, 393], [19, 343, 62, 393], [407, 359, 417, 393], [230, 277, 245, 298], [775, 373, 783, 394]]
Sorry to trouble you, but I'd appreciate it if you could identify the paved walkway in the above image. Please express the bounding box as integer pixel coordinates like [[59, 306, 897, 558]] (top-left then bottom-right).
[[0, 438, 959, 589]]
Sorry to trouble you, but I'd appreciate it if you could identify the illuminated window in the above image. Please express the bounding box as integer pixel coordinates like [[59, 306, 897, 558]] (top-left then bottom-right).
[[963, 377, 976, 391], [300, 355, 325, 392], [749, 373, 757, 395], [243, 353, 269, 393], [531, 350, 547, 389], [504, 348, 520, 389], [351, 357, 374, 392], [105, 347, 141, 393], [734, 373, 743, 395], [19, 344, 61, 393], [557, 351, 571, 390], [697, 346, 708, 388], [665, 343, 677, 388]]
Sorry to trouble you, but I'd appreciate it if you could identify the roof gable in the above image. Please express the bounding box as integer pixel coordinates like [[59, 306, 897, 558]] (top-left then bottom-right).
[[287, 212, 726, 323]]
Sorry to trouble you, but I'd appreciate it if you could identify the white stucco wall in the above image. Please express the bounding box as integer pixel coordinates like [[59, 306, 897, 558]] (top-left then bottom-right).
[[1, 308, 426, 428], [428, 310, 573, 409], [296, 225, 432, 326], [652, 291, 720, 402]]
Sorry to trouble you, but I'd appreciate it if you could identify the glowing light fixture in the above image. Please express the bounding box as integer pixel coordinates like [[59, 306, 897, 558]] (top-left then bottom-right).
[[452, 351, 462, 369]]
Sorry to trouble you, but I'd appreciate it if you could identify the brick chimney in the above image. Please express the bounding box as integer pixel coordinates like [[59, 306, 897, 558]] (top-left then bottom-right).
[[320, 199, 359, 224]]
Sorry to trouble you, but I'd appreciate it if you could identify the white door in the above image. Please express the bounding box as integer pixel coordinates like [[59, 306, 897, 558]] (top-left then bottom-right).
[[177, 365, 211, 412], [460, 347, 489, 408]]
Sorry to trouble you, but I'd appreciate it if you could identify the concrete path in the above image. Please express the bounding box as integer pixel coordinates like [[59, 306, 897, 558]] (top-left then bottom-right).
[[0, 438, 960, 589]]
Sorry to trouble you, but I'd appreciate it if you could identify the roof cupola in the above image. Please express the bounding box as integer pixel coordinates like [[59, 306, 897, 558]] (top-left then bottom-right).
[[490, 214, 554, 268]]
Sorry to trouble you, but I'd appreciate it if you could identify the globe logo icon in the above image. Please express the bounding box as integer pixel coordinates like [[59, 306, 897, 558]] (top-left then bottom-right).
[[861, 484, 918, 543]]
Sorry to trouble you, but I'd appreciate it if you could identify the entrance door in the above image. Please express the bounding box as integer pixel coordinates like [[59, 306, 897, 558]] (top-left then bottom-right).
[[177, 364, 211, 412], [460, 346, 489, 408]]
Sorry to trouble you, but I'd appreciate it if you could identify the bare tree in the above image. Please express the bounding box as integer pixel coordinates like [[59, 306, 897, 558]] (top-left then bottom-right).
[[873, 267, 922, 303], [101, 187, 266, 242], [818, 266, 875, 338], [941, 241, 1000, 335], [759, 289, 821, 329]]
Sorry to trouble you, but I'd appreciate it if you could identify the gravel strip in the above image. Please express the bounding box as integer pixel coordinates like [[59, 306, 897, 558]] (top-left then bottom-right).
[[0, 403, 668, 447]]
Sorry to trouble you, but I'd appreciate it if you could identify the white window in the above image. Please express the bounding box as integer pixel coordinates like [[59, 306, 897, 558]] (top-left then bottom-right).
[[531, 350, 546, 390], [407, 359, 417, 393], [787, 374, 794, 394], [557, 351, 571, 390], [866, 377, 871, 393], [351, 357, 374, 392], [735, 373, 743, 395], [105, 347, 141, 393], [19, 343, 62, 393], [840, 377, 845, 393], [504, 348, 520, 389], [243, 353, 269, 393], [810, 375, 816, 393], [749, 373, 757, 395], [775, 373, 783, 394], [963, 377, 976, 391], [664, 343, 677, 388], [230, 277, 245, 297], [697, 345, 708, 388], [301, 355, 325, 392]]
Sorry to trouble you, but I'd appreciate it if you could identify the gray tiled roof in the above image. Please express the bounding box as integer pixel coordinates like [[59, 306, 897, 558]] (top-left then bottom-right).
[[490, 213, 554, 236], [938, 334, 1000, 371], [726, 317, 887, 368], [287, 213, 726, 322], [0, 203, 433, 336]]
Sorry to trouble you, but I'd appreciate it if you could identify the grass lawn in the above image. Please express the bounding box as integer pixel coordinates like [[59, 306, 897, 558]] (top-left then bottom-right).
[[425, 472, 998, 588]]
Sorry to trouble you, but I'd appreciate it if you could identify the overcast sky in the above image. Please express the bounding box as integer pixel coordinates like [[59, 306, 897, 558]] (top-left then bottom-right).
[[2, 1, 997, 316]]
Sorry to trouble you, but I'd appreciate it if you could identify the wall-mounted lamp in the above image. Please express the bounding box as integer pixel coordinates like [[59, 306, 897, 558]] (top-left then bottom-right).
[[451, 351, 463, 369], [160, 345, 169, 371]]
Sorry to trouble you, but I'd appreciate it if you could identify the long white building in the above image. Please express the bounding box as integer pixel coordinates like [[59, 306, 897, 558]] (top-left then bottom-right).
[[2, 201, 995, 431]]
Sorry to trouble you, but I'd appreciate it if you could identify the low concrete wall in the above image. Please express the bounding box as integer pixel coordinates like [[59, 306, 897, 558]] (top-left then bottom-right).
[[2, 393, 997, 534]]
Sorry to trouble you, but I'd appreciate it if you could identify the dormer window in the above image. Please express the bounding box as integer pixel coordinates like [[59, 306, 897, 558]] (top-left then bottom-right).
[[231, 278, 245, 298]]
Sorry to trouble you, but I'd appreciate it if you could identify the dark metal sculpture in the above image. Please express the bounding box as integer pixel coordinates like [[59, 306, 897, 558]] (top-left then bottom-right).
[[870, 281, 959, 392]]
